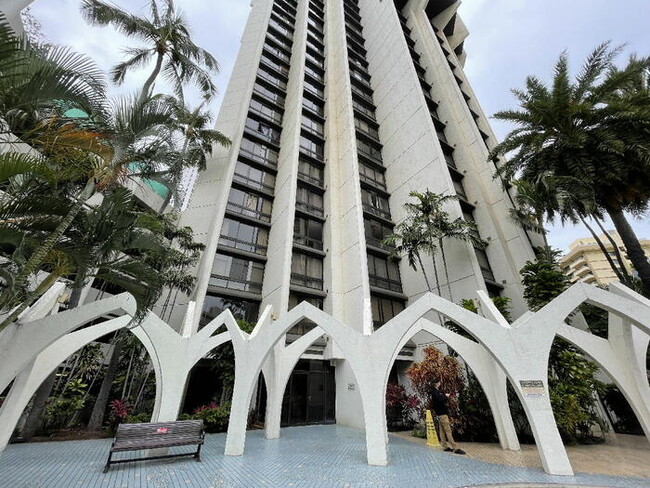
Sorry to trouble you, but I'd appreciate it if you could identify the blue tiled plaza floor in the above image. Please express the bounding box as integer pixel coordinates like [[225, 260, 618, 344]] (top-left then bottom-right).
[[0, 425, 648, 487]]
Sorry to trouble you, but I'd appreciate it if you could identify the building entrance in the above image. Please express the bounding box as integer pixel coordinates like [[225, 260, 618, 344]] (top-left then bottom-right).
[[281, 359, 335, 426]]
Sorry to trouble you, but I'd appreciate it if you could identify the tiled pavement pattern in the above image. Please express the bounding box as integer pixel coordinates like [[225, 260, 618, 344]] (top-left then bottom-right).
[[0, 425, 648, 488]]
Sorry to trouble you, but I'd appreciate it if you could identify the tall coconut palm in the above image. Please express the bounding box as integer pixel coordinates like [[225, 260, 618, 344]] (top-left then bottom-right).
[[491, 43, 650, 293], [81, 0, 220, 103]]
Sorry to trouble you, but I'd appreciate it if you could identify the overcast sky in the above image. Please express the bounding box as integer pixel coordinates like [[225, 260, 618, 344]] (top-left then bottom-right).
[[27, 0, 650, 252]]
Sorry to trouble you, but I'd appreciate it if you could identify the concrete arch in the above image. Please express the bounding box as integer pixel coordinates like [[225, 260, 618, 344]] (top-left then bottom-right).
[[132, 309, 235, 423], [391, 319, 520, 451], [225, 302, 374, 464], [0, 292, 137, 396], [0, 315, 133, 451], [262, 327, 326, 440]]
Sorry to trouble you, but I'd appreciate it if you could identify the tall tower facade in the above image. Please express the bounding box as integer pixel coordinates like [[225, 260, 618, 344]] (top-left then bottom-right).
[[176, 0, 537, 428]]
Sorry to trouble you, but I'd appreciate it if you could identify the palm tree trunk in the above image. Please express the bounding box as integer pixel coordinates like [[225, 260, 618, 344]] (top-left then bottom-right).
[[416, 253, 432, 293], [439, 239, 453, 301], [606, 207, 650, 293], [21, 372, 57, 440], [430, 253, 442, 297], [579, 216, 627, 282], [140, 51, 164, 104], [88, 333, 124, 430], [0, 181, 96, 330], [594, 218, 631, 281]]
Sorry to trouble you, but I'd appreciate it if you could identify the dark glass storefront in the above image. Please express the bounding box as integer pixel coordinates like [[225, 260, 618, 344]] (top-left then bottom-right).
[[281, 359, 335, 426]]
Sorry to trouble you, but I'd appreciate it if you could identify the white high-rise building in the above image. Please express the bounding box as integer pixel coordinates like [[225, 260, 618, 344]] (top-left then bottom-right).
[[174, 0, 538, 428]]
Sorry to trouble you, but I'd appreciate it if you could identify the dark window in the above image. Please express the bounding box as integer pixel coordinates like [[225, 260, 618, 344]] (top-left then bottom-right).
[[371, 295, 405, 329], [298, 158, 324, 186], [300, 135, 324, 160], [364, 218, 393, 249], [200, 295, 260, 328], [210, 253, 265, 294], [294, 216, 324, 250], [357, 138, 382, 162], [296, 186, 324, 216], [361, 188, 390, 219], [301, 114, 324, 137], [226, 188, 273, 222], [291, 253, 324, 290], [245, 117, 281, 144], [253, 81, 285, 107], [219, 218, 269, 255], [233, 161, 276, 193], [303, 96, 324, 117], [239, 138, 279, 166], [249, 98, 283, 124], [367, 254, 402, 292], [359, 161, 386, 189]]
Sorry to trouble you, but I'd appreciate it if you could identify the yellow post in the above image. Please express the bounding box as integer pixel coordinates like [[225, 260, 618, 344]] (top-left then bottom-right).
[[425, 410, 440, 448]]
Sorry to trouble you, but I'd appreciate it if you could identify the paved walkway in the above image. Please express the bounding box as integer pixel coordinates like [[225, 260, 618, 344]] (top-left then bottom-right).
[[394, 431, 650, 479], [0, 425, 648, 487]]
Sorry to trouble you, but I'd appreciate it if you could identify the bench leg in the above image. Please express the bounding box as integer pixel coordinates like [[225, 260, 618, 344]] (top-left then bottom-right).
[[195, 443, 203, 462], [103, 452, 113, 474]]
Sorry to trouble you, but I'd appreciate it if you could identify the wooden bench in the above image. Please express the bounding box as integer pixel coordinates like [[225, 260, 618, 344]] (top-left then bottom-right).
[[103, 420, 204, 473]]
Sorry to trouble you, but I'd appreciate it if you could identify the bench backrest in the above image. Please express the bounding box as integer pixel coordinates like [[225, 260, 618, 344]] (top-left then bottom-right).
[[115, 420, 204, 445]]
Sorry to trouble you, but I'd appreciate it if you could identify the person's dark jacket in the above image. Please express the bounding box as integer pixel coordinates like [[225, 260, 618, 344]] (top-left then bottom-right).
[[430, 388, 449, 416]]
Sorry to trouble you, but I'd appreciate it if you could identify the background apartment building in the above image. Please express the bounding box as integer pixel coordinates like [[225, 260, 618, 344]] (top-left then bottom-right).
[[561, 231, 650, 286]]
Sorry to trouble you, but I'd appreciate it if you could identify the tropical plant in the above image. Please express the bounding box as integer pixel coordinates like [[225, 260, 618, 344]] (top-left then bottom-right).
[[385, 383, 420, 431], [406, 346, 464, 422], [520, 249, 571, 312], [491, 42, 650, 294], [386, 190, 486, 300], [81, 0, 220, 103], [179, 402, 230, 433]]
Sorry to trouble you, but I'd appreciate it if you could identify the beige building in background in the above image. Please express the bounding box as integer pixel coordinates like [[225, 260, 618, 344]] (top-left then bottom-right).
[[561, 231, 650, 286]]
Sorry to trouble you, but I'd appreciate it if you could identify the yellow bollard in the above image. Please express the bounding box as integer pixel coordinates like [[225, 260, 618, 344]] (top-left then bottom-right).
[[425, 410, 440, 448]]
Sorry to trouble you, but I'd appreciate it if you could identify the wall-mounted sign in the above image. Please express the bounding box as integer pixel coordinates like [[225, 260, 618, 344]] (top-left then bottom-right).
[[520, 380, 545, 397], [347, 383, 356, 391]]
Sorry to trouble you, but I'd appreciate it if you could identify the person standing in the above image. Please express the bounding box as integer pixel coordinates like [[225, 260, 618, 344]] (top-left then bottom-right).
[[431, 380, 465, 454]]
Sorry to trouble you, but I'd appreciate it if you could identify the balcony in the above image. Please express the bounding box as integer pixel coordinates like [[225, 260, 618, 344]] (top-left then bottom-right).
[[296, 200, 324, 218], [232, 171, 275, 195], [368, 275, 403, 293], [298, 170, 324, 188], [290, 273, 323, 290], [359, 172, 386, 191], [299, 145, 324, 162], [238, 148, 278, 169], [226, 200, 272, 223], [365, 234, 395, 251], [294, 235, 324, 251], [363, 203, 391, 220], [219, 235, 268, 256], [209, 275, 263, 295]]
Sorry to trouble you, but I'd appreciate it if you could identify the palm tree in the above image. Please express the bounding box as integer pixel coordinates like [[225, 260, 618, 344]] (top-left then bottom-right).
[[0, 95, 180, 324], [385, 218, 437, 295], [0, 17, 106, 138], [132, 96, 230, 210], [81, 0, 220, 103], [491, 43, 650, 293], [388, 191, 486, 300]]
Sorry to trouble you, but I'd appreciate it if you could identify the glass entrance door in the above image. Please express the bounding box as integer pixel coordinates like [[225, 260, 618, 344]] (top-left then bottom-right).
[[281, 359, 336, 426]]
